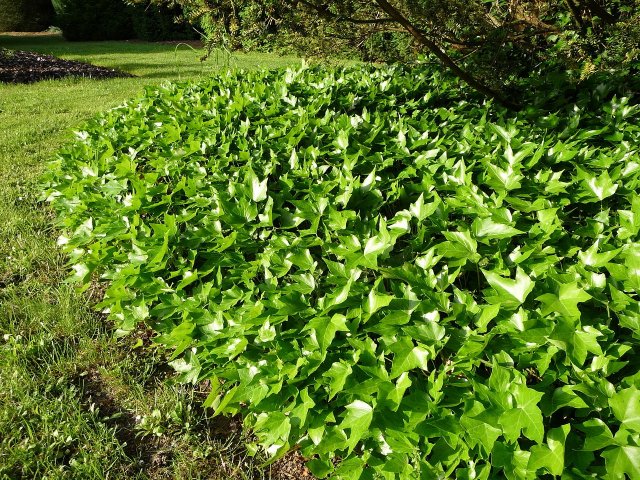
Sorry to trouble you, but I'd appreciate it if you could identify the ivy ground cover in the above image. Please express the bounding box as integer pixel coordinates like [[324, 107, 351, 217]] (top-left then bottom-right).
[[44, 64, 640, 479]]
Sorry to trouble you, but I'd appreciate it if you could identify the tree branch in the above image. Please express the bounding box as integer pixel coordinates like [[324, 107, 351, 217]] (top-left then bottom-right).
[[579, 0, 617, 24], [372, 0, 520, 109], [297, 0, 395, 25], [564, 0, 586, 30]]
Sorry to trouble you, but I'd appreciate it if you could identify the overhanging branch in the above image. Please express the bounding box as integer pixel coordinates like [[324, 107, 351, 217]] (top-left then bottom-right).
[[297, 0, 395, 25], [373, 0, 520, 109]]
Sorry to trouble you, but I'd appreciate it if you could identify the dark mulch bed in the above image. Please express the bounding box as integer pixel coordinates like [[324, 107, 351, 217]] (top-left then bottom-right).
[[0, 49, 134, 84]]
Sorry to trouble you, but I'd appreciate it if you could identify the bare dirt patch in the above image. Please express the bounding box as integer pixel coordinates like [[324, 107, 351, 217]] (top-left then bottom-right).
[[74, 368, 312, 479], [74, 369, 171, 471]]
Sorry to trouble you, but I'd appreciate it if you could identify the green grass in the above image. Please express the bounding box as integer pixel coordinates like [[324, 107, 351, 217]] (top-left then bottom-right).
[[1, 33, 297, 78], [0, 33, 297, 479]]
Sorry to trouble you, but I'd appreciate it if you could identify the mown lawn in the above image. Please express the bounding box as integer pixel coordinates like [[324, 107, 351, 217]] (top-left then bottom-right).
[[0, 33, 297, 77], [0, 34, 297, 479]]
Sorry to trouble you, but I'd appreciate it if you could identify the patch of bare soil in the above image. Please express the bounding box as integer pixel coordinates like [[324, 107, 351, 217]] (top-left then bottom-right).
[[0, 49, 133, 84], [74, 368, 313, 479], [74, 369, 174, 475], [272, 451, 315, 479]]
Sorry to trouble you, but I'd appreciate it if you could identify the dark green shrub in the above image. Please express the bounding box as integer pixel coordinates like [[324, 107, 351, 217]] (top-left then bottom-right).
[[0, 0, 54, 32], [45, 65, 640, 478], [131, 3, 198, 42], [52, 0, 134, 41]]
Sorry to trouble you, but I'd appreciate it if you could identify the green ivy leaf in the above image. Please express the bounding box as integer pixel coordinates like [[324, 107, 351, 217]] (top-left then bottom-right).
[[409, 193, 439, 221], [482, 267, 535, 306], [602, 445, 640, 479], [340, 400, 373, 452], [499, 383, 544, 443], [578, 419, 614, 451], [390, 337, 430, 379], [337, 130, 350, 150], [577, 240, 620, 268], [364, 287, 394, 317], [537, 282, 591, 320], [253, 411, 291, 448], [323, 361, 352, 400], [528, 424, 570, 475], [248, 169, 268, 202], [472, 217, 524, 240], [307, 458, 334, 478], [460, 403, 502, 453], [582, 171, 618, 201], [609, 387, 640, 432], [306, 314, 349, 353]]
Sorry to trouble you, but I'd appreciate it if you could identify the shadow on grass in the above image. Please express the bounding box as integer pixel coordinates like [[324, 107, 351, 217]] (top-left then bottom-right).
[[0, 33, 298, 80], [0, 33, 193, 55]]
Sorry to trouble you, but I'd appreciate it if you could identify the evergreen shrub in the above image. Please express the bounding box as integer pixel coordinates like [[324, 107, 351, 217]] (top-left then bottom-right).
[[131, 2, 198, 42], [52, 0, 134, 41], [0, 0, 54, 32]]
